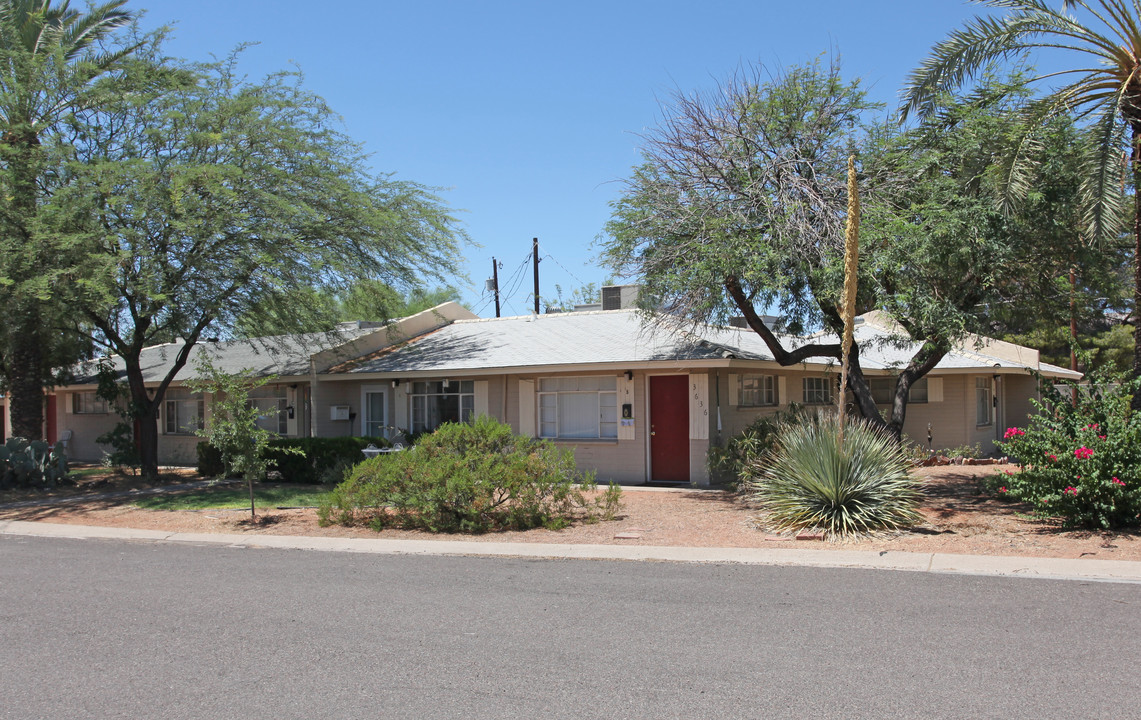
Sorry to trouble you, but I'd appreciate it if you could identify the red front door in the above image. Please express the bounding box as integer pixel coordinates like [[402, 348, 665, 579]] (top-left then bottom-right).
[[650, 375, 689, 483]]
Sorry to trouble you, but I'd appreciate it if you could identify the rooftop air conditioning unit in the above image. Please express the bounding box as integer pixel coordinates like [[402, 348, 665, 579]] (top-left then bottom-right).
[[601, 284, 640, 311]]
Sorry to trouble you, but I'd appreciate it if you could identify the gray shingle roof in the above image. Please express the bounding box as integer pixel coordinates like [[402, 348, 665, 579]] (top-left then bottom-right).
[[72, 327, 381, 386], [331, 309, 1077, 378], [334, 310, 728, 374], [70, 308, 1079, 386]]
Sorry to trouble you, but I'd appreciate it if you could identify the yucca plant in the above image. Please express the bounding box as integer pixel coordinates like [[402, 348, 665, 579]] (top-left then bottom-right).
[[747, 415, 923, 539]]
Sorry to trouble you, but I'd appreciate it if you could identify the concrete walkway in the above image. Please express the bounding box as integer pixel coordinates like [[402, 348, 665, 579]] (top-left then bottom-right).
[[3, 518, 1140, 585]]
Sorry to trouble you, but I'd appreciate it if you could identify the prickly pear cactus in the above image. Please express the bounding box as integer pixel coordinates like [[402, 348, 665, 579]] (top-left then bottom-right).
[[0, 437, 68, 489], [46, 442, 69, 487], [0, 445, 10, 490]]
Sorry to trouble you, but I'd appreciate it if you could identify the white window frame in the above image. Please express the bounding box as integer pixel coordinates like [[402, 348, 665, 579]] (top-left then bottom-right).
[[72, 391, 108, 414], [869, 377, 929, 405], [976, 377, 994, 427], [738, 374, 776, 407], [164, 390, 204, 435], [407, 379, 474, 434], [249, 386, 288, 435], [360, 385, 388, 438], [802, 376, 834, 405], [538, 376, 618, 440]]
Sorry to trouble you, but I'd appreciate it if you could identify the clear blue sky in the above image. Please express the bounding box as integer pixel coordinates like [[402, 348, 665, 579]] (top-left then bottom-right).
[[135, 0, 988, 317]]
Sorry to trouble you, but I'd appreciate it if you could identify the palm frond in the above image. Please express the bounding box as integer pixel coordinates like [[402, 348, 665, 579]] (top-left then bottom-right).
[[902, 2, 1127, 120], [994, 102, 1047, 214], [60, 0, 131, 61], [1081, 100, 1130, 243]]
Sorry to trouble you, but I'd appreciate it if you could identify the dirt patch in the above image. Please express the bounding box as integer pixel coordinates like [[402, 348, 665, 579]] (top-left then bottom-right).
[[2, 464, 1139, 561]]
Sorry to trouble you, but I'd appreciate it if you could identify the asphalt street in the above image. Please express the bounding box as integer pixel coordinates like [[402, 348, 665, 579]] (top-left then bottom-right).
[[2, 534, 1138, 719]]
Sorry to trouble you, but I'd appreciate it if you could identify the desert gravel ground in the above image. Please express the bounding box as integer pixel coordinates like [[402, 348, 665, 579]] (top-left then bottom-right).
[[2, 464, 1138, 561]]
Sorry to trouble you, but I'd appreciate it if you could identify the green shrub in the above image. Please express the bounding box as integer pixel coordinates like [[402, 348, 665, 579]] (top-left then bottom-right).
[[746, 415, 923, 539], [265, 436, 390, 484], [708, 404, 807, 485], [196, 441, 225, 476], [996, 371, 1141, 529], [199, 436, 390, 483], [318, 416, 622, 533]]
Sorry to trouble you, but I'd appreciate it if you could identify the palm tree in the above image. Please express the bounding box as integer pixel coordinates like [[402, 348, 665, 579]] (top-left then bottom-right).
[[0, 0, 136, 440], [901, 0, 1141, 405]]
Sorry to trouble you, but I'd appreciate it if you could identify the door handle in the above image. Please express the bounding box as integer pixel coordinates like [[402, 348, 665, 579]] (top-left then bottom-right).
[[650, 431, 656, 436]]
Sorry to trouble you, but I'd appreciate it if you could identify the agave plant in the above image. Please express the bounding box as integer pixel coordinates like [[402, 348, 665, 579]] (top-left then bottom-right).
[[747, 415, 923, 539]]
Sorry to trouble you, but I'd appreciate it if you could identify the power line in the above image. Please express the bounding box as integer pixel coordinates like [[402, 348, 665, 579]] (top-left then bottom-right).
[[471, 296, 494, 317], [499, 253, 532, 311], [537, 242, 589, 288]]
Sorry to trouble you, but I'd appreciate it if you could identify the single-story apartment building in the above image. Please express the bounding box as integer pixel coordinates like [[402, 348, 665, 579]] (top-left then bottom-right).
[[2, 297, 1081, 486]]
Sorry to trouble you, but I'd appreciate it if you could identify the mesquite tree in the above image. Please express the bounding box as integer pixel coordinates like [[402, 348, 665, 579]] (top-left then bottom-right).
[[603, 58, 1106, 440], [43, 47, 465, 478], [902, 0, 1141, 408]]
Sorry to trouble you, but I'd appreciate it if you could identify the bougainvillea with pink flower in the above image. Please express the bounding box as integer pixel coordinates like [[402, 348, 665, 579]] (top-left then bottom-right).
[[994, 368, 1141, 529]]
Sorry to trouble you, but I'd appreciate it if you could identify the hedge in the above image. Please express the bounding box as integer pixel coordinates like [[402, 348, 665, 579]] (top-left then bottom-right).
[[196, 436, 390, 484]]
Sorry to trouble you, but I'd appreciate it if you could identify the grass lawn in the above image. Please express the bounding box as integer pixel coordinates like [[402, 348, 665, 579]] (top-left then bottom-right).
[[134, 485, 330, 511], [68, 466, 120, 478]]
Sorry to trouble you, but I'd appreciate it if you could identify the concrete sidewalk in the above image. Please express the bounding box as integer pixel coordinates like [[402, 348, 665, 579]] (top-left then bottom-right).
[[3, 518, 1140, 585]]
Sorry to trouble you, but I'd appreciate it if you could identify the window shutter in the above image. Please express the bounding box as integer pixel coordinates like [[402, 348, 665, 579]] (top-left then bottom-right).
[[728, 374, 739, 407], [777, 376, 788, 406], [65, 393, 74, 414], [474, 380, 489, 418], [688, 373, 709, 440], [518, 379, 536, 436], [927, 377, 944, 403]]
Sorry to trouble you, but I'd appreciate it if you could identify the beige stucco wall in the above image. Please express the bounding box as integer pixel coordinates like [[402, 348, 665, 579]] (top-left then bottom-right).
[[708, 369, 1040, 461], [56, 392, 115, 463], [517, 370, 650, 485], [35, 361, 1052, 476], [322, 371, 655, 485], [57, 382, 311, 466], [896, 375, 970, 451], [310, 380, 363, 438], [1002, 373, 1040, 430]]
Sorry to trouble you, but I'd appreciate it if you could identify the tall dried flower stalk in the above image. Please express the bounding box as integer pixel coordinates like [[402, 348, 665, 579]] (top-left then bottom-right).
[[838, 155, 859, 442]]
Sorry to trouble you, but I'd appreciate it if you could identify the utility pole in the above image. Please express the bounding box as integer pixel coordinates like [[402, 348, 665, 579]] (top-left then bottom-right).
[[532, 237, 540, 314], [491, 257, 501, 318], [1070, 262, 1078, 406]]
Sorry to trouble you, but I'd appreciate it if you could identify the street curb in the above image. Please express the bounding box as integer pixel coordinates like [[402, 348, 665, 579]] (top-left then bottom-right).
[[3, 519, 1140, 584]]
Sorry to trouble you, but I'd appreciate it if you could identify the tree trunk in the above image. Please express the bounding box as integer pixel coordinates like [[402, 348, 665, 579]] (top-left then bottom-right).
[[3, 135, 45, 440], [119, 332, 209, 480], [124, 361, 161, 481], [134, 401, 160, 481], [7, 302, 44, 439]]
